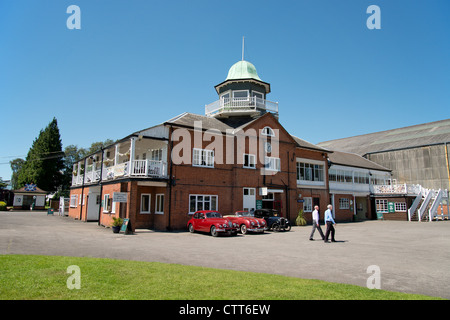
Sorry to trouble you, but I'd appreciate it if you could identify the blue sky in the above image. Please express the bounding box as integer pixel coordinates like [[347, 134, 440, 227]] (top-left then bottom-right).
[[1, 0, 449, 181]]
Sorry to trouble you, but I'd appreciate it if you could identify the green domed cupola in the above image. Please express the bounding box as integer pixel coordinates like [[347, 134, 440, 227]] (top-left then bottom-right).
[[226, 60, 262, 81], [205, 59, 278, 119]]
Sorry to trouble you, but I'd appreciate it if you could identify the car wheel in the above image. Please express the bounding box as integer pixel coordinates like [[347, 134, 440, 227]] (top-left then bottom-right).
[[211, 226, 218, 237], [284, 224, 291, 232], [188, 224, 195, 233], [272, 223, 280, 232], [240, 224, 247, 235]]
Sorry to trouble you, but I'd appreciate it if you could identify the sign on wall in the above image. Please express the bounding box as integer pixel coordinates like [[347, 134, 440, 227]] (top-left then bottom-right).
[[113, 192, 128, 203]]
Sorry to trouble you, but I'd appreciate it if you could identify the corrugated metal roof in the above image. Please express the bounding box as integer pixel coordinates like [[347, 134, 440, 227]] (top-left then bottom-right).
[[318, 118, 450, 155]]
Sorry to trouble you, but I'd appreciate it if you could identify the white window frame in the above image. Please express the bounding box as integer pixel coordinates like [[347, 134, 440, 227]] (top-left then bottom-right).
[[103, 194, 111, 213], [339, 198, 350, 210], [140, 193, 151, 214], [261, 126, 275, 137], [394, 202, 407, 212], [70, 195, 78, 208], [193, 148, 214, 168], [265, 156, 280, 172], [155, 194, 164, 214], [220, 91, 231, 103], [376, 199, 388, 213], [151, 149, 163, 161], [243, 153, 256, 169], [303, 197, 313, 212], [189, 194, 218, 214], [232, 90, 249, 101], [252, 91, 264, 99]]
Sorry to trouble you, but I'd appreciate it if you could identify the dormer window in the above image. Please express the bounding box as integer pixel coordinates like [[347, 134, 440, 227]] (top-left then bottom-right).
[[261, 126, 275, 137]]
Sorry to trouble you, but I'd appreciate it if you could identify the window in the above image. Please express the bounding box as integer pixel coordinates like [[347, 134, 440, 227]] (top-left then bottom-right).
[[265, 157, 280, 172], [232, 90, 249, 100], [328, 169, 352, 183], [394, 202, 407, 212], [189, 195, 218, 214], [339, 198, 350, 210], [193, 148, 214, 168], [376, 199, 388, 213], [243, 188, 255, 196], [155, 194, 164, 214], [103, 194, 111, 212], [243, 154, 256, 169], [151, 149, 163, 161], [304, 197, 313, 212], [70, 195, 78, 208], [252, 91, 264, 99], [354, 171, 370, 184], [261, 126, 275, 137], [220, 92, 230, 103], [140, 194, 151, 214], [297, 162, 324, 182]]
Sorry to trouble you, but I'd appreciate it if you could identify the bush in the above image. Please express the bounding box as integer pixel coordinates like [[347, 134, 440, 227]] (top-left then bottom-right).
[[112, 217, 123, 227], [0, 201, 7, 211]]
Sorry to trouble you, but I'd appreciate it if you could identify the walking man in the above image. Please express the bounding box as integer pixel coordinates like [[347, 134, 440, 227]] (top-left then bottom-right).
[[309, 205, 324, 241], [324, 204, 336, 243]]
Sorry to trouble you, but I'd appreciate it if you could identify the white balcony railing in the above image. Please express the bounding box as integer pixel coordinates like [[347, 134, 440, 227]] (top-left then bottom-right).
[[72, 160, 167, 186], [370, 183, 422, 195], [205, 97, 278, 117]]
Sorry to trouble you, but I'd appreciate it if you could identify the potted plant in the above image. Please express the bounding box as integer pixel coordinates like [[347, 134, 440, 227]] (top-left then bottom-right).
[[295, 209, 307, 226], [112, 217, 123, 233]]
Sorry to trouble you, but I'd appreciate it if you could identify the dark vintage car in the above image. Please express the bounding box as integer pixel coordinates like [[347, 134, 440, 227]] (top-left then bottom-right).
[[187, 210, 239, 237], [253, 209, 291, 232], [224, 211, 266, 234]]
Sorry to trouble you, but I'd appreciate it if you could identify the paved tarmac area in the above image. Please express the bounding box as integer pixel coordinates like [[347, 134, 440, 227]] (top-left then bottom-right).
[[1, 211, 449, 299]]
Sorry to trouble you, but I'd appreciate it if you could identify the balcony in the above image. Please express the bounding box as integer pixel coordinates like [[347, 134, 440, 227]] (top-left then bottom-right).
[[205, 97, 278, 118], [370, 183, 422, 195], [72, 160, 167, 186]]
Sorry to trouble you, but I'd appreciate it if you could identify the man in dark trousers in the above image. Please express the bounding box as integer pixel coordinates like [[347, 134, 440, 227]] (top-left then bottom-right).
[[324, 204, 336, 243], [309, 205, 324, 240]]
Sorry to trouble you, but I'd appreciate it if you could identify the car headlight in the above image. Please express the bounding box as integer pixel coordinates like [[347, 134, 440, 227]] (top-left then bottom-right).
[[251, 221, 255, 226]]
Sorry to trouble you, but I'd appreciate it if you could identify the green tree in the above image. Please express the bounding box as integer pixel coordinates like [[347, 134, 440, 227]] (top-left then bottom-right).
[[17, 118, 65, 192], [10, 158, 25, 190]]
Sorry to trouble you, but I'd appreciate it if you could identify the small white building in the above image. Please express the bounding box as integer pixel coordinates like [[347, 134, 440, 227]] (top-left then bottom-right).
[[13, 184, 47, 210]]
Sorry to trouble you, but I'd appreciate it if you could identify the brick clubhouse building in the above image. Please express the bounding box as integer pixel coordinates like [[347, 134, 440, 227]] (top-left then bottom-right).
[[68, 60, 391, 230]]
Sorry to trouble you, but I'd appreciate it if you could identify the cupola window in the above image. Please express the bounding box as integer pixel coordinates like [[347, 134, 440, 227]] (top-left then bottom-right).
[[232, 90, 249, 101]]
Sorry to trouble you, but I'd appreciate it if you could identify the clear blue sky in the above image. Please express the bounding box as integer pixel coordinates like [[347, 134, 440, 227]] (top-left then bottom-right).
[[1, 0, 449, 181]]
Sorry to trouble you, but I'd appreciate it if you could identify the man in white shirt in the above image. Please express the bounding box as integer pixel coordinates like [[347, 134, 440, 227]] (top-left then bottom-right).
[[324, 204, 336, 243], [309, 205, 324, 241]]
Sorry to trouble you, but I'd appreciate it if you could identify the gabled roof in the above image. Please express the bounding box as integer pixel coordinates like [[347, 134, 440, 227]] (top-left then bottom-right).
[[318, 118, 450, 155], [290, 135, 331, 153], [14, 185, 47, 194], [328, 150, 391, 172]]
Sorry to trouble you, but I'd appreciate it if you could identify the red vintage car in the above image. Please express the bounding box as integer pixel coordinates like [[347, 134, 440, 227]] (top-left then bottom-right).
[[224, 211, 266, 234], [187, 210, 239, 237]]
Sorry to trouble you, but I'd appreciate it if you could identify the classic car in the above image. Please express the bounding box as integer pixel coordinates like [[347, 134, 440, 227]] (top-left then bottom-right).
[[224, 211, 266, 234], [254, 209, 291, 232], [187, 210, 239, 237]]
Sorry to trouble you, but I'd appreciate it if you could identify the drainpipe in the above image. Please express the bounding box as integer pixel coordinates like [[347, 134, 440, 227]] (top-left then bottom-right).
[[97, 148, 104, 226], [79, 157, 86, 221], [445, 143, 450, 190], [167, 125, 174, 231]]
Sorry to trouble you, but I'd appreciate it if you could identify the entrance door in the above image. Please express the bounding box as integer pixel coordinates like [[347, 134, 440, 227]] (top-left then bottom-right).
[[86, 187, 101, 221], [243, 188, 256, 212]]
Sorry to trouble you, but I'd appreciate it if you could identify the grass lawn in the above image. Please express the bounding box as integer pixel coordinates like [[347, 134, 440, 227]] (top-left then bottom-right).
[[0, 254, 441, 300]]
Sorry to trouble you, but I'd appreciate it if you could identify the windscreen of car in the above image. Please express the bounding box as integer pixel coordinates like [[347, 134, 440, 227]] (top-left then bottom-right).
[[206, 211, 222, 218], [241, 211, 254, 217]]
